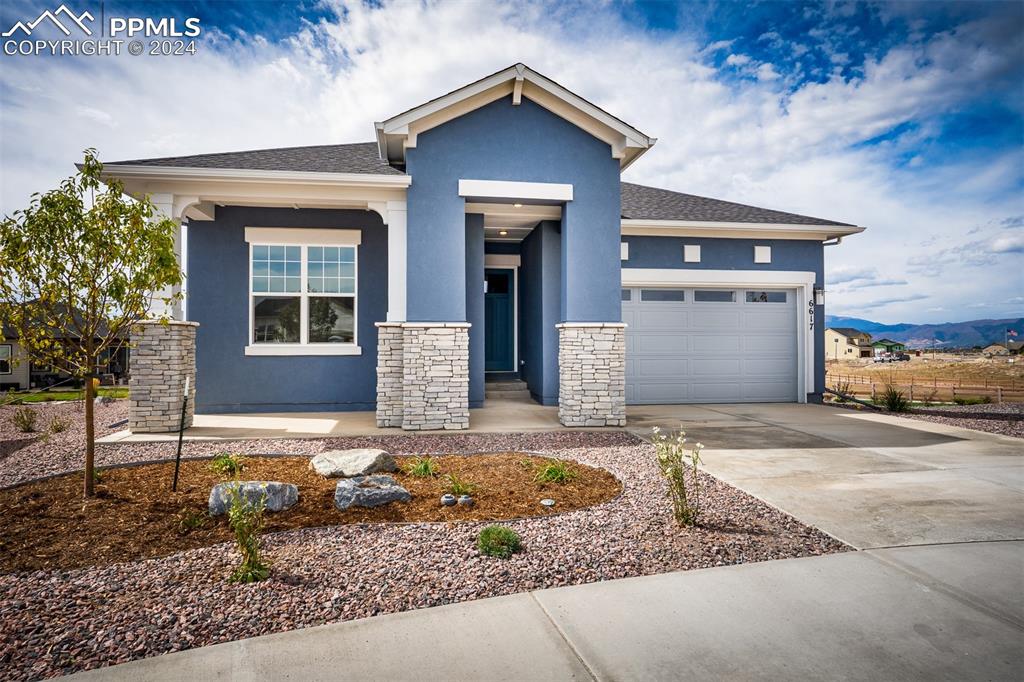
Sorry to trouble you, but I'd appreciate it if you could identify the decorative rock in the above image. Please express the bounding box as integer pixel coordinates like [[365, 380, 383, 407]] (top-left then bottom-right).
[[457, 495, 474, 507], [208, 481, 298, 516], [335, 475, 411, 510], [440, 494, 457, 507], [310, 449, 397, 477], [541, 498, 556, 508]]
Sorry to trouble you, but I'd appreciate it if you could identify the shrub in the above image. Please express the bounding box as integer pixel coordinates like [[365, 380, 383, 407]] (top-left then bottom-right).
[[176, 508, 208, 533], [477, 525, 522, 558], [11, 406, 37, 433], [209, 452, 245, 478], [652, 426, 704, 527], [880, 384, 909, 412], [831, 381, 852, 403], [48, 414, 70, 433], [92, 468, 105, 484], [534, 460, 577, 484], [921, 389, 938, 407], [954, 396, 991, 406], [226, 484, 270, 583], [403, 455, 439, 477], [444, 473, 477, 496]]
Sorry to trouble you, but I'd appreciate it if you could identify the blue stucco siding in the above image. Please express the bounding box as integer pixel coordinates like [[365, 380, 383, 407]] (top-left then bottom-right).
[[405, 96, 621, 324], [466, 213, 485, 407], [621, 235, 826, 399], [519, 220, 562, 405], [187, 206, 387, 413]]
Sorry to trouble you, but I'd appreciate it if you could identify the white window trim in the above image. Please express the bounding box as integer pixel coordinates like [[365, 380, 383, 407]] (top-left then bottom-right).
[[0, 344, 11, 375], [621, 268, 816, 402], [244, 229, 362, 357]]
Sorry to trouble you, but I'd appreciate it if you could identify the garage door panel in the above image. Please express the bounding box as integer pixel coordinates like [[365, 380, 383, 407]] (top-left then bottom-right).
[[624, 286, 798, 404], [691, 335, 741, 352]]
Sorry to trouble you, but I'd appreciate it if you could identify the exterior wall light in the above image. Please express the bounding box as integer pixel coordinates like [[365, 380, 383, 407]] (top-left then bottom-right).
[[499, 230, 508, 236], [814, 287, 825, 305], [513, 203, 523, 208]]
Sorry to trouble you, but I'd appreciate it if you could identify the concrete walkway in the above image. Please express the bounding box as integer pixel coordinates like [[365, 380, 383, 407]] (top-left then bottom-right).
[[76, 405, 1024, 680]]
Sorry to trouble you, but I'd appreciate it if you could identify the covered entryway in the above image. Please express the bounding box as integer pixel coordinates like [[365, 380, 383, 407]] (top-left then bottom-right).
[[623, 286, 799, 404]]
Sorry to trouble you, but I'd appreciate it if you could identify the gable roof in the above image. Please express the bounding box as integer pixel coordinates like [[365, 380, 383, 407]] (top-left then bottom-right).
[[622, 182, 854, 226], [375, 63, 655, 170], [107, 142, 404, 176], [828, 327, 871, 340]]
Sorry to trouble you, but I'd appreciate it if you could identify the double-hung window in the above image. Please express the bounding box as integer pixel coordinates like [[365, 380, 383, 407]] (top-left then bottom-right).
[[244, 227, 361, 356]]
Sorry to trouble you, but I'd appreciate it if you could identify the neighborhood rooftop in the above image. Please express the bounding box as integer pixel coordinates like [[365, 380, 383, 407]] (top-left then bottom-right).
[[108, 144, 850, 226]]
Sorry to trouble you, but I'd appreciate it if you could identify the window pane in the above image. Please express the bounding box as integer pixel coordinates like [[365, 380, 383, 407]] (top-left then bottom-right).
[[641, 289, 685, 302], [340, 263, 355, 278], [285, 277, 301, 293], [0, 345, 10, 374], [286, 246, 300, 261], [308, 246, 323, 261], [253, 297, 300, 343], [339, 278, 355, 294], [308, 297, 355, 343], [621, 289, 632, 301], [253, 243, 301, 294], [340, 246, 355, 262], [321, 278, 340, 294], [323, 246, 338, 261], [253, 245, 268, 260], [694, 290, 735, 302], [308, 277, 323, 293], [252, 277, 269, 293], [253, 262, 269, 277], [269, 245, 285, 260], [746, 291, 787, 303]]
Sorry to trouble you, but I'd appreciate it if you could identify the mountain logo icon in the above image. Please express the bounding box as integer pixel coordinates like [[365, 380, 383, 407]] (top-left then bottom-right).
[[2, 4, 94, 37]]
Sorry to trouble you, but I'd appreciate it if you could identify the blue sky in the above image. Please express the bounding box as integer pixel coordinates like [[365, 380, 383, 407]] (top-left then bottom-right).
[[1, 0, 1022, 324]]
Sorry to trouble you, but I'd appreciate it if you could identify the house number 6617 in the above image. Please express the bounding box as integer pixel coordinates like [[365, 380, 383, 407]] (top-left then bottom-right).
[[808, 301, 815, 330]]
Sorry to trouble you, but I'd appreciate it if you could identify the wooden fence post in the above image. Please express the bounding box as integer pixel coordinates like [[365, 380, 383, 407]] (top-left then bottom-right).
[[997, 387, 1002, 404], [952, 386, 957, 402], [871, 383, 876, 400]]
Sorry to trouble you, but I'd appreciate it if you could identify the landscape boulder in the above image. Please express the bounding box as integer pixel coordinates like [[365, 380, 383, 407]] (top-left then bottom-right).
[[208, 481, 299, 516], [334, 475, 411, 510], [310, 448, 397, 478]]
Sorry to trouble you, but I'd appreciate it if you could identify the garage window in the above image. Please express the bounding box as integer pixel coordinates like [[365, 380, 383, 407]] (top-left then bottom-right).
[[621, 289, 632, 301], [745, 291, 787, 303], [641, 289, 685, 302], [694, 290, 735, 303]]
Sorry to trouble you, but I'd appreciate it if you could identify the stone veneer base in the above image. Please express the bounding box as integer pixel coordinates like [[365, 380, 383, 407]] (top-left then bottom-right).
[[376, 322, 471, 431], [557, 322, 626, 427], [129, 320, 198, 433]]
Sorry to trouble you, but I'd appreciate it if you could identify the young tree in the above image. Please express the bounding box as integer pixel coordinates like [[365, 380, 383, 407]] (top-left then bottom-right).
[[0, 149, 182, 497]]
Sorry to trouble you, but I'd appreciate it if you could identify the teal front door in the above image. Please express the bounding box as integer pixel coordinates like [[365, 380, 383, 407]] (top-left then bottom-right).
[[485, 268, 514, 372]]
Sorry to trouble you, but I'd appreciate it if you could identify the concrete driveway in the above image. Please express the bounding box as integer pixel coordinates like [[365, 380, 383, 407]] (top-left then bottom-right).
[[628, 403, 1024, 549]]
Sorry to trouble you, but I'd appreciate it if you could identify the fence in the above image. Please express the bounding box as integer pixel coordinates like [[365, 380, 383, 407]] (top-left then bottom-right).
[[825, 373, 1024, 404]]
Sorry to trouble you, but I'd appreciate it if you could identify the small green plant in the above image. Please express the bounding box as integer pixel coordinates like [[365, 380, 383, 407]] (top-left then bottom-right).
[[226, 484, 270, 583], [92, 468, 105, 484], [48, 414, 70, 433], [403, 455, 439, 477], [518, 457, 534, 470], [11, 406, 37, 433], [534, 460, 578, 484], [880, 384, 909, 412], [444, 473, 477, 496], [831, 381, 852, 403], [954, 396, 991, 406], [176, 508, 209, 533], [209, 452, 245, 478], [652, 426, 704, 527], [477, 525, 522, 558]]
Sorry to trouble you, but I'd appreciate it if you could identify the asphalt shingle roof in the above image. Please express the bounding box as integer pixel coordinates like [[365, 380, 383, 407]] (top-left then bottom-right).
[[107, 144, 852, 225], [621, 182, 853, 226], [108, 142, 404, 175]]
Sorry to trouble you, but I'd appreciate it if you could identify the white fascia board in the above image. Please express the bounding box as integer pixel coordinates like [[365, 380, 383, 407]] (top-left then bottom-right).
[[621, 219, 865, 241], [244, 227, 362, 245], [459, 179, 573, 202], [101, 164, 411, 188], [621, 268, 816, 287]]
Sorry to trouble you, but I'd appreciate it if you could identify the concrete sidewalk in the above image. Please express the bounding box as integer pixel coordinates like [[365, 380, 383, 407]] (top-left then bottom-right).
[[68, 541, 1023, 681]]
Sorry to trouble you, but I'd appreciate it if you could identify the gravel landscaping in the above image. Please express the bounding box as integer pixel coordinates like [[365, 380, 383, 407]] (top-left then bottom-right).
[[828, 400, 1023, 438], [0, 403, 847, 681]]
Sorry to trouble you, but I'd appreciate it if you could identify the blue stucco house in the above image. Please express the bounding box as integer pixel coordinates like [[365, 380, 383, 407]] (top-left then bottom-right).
[[105, 64, 863, 431]]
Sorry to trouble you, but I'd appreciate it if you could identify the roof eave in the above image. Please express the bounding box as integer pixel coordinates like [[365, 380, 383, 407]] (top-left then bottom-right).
[[621, 219, 865, 241], [99, 164, 411, 188]]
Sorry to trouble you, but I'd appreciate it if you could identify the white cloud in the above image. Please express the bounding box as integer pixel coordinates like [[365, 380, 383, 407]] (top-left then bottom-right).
[[0, 0, 1021, 325], [991, 234, 1024, 253]]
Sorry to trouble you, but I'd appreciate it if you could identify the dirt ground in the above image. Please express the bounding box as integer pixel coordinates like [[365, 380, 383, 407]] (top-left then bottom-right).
[[0, 453, 620, 572], [828, 356, 1023, 388]]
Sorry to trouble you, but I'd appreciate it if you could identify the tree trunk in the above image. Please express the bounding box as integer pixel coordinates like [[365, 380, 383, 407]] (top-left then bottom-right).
[[84, 375, 95, 498]]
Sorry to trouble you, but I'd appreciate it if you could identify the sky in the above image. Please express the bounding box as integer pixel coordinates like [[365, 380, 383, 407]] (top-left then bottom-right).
[[0, 0, 1022, 325]]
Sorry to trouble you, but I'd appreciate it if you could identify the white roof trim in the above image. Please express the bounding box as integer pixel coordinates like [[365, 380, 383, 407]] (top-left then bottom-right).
[[101, 164, 411, 188], [375, 63, 655, 170], [621, 219, 865, 241]]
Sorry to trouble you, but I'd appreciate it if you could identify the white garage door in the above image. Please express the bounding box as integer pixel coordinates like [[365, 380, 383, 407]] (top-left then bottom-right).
[[623, 287, 799, 404]]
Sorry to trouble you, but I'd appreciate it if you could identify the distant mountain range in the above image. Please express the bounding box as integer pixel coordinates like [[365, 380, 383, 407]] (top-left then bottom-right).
[[825, 316, 1024, 349]]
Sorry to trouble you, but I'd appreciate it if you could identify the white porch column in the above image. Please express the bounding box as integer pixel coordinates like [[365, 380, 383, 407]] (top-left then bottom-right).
[[386, 200, 407, 322], [149, 193, 184, 320]]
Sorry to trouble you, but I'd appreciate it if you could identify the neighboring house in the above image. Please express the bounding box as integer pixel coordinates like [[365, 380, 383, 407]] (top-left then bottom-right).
[[872, 339, 907, 355], [99, 63, 863, 430], [0, 340, 30, 391], [826, 327, 873, 360], [985, 341, 1022, 356], [1, 316, 129, 390]]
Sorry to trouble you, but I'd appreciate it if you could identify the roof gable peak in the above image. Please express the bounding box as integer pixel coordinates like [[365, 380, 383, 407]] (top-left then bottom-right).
[[375, 63, 655, 170]]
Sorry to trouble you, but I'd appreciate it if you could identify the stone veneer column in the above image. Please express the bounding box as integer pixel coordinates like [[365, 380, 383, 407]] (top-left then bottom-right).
[[557, 322, 626, 427], [400, 323, 470, 431], [375, 322, 404, 427], [129, 320, 198, 433]]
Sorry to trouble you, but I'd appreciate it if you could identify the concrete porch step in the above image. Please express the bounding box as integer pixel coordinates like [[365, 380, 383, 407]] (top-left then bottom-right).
[[486, 379, 528, 392], [486, 389, 532, 400]]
